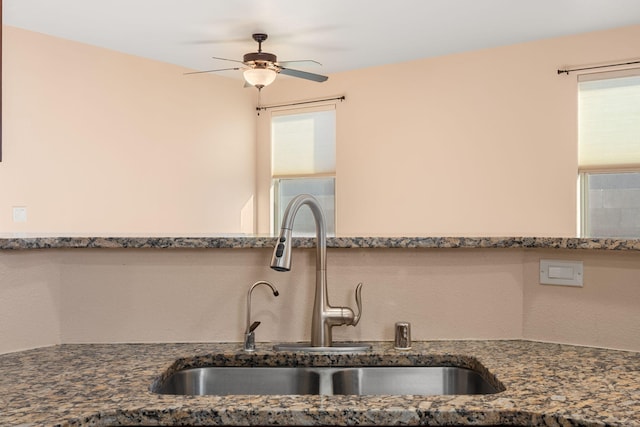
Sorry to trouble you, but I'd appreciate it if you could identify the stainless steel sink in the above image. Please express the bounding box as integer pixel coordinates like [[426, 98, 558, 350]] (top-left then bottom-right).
[[154, 367, 320, 395], [153, 366, 502, 396], [331, 366, 498, 395]]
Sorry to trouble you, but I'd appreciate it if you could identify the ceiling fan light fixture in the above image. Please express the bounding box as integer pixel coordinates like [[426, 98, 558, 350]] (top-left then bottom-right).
[[243, 68, 277, 88]]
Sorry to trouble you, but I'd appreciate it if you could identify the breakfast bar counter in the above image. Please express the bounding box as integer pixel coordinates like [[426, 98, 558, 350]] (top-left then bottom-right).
[[1, 235, 640, 251]]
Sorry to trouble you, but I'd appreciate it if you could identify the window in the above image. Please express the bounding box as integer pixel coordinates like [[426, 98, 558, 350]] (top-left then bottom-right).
[[582, 172, 640, 237], [271, 107, 336, 236], [578, 69, 640, 237]]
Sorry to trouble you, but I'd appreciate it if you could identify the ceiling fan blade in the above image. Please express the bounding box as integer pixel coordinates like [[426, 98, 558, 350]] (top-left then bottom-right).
[[211, 56, 246, 65], [184, 36, 249, 45], [278, 59, 322, 67], [279, 67, 328, 82], [184, 67, 241, 75]]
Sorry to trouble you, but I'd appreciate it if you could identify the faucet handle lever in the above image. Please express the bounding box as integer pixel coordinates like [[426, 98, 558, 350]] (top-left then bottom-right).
[[352, 282, 363, 326], [249, 321, 261, 333]]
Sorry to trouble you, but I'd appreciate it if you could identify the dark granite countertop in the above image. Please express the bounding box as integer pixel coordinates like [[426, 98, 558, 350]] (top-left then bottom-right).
[[1, 340, 639, 426], [2, 235, 640, 251]]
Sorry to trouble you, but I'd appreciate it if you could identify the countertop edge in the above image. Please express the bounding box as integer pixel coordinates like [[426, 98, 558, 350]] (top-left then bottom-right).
[[2, 235, 640, 251]]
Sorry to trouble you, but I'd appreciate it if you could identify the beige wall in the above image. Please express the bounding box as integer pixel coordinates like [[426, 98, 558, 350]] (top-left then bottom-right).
[[2, 247, 524, 352], [2, 247, 639, 355], [4, 25, 640, 236], [57, 248, 524, 344], [523, 249, 640, 350], [1, 26, 256, 234], [0, 251, 61, 354], [257, 25, 640, 237], [1, 26, 639, 355]]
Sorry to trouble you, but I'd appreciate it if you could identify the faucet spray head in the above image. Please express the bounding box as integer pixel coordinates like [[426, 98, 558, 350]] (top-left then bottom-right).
[[270, 228, 293, 272]]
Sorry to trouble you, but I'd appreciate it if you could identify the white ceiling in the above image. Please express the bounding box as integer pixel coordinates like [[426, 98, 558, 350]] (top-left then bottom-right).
[[5, 0, 640, 79]]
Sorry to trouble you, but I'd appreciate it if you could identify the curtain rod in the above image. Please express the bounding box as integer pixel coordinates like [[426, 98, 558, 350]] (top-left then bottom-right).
[[257, 95, 345, 112], [557, 60, 640, 75]]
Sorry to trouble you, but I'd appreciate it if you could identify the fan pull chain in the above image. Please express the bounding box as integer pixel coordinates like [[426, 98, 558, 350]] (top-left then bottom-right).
[[256, 88, 262, 116]]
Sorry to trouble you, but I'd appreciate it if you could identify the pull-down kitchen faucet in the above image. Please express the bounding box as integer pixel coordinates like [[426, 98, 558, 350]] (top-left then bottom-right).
[[271, 194, 367, 350]]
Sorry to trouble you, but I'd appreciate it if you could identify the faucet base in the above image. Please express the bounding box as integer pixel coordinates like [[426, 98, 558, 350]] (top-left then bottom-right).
[[273, 342, 371, 353]]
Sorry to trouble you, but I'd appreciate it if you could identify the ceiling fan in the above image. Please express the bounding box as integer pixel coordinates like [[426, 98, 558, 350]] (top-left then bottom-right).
[[186, 33, 329, 90]]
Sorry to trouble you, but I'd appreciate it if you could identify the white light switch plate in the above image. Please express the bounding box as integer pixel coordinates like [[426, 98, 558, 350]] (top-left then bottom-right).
[[12, 207, 27, 223], [540, 259, 583, 287]]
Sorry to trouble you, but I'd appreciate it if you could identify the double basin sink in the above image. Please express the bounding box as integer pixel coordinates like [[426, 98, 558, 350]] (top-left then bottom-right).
[[154, 365, 503, 396]]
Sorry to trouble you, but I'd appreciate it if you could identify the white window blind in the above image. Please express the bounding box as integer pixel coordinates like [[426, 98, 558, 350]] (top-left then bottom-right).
[[578, 69, 640, 170], [271, 107, 337, 236], [271, 109, 336, 176]]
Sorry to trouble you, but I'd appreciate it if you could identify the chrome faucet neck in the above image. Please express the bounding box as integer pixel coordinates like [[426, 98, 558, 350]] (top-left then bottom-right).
[[274, 194, 326, 271], [271, 194, 363, 348]]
